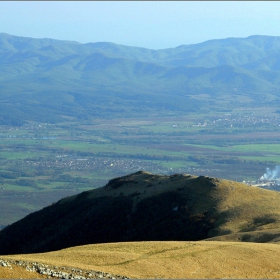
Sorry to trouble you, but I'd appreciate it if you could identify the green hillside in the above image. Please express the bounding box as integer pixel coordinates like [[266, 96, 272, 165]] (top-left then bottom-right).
[[1, 33, 280, 125]]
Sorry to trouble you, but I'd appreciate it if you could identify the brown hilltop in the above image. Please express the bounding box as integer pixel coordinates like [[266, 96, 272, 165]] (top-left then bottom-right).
[[1, 171, 280, 255]]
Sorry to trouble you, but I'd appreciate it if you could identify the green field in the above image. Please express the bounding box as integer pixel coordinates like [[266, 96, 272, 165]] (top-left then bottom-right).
[[1, 110, 280, 227]]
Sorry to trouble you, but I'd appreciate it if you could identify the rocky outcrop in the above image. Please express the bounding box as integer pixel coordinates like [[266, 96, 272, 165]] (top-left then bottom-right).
[[0, 258, 129, 279]]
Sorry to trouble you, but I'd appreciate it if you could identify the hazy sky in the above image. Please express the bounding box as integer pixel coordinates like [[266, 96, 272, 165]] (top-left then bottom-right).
[[1, 1, 280, 49]]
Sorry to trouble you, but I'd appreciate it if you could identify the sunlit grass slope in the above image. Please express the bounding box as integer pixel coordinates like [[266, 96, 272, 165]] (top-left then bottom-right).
[[2, 241, 280, 279]]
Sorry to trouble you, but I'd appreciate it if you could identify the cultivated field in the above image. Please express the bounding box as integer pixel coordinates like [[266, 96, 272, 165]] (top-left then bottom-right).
[[1, 110, 280, 227]]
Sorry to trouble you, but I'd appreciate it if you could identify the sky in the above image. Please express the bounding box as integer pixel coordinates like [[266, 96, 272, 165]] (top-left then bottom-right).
[[1, 1, 280, 50]]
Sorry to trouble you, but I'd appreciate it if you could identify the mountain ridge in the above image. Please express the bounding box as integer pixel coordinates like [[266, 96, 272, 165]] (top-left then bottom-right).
[[1, 33, 280, 124]]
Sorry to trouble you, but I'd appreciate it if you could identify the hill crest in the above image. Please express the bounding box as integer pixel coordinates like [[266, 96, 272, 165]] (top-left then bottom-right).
[[1, 171, 280, 255]]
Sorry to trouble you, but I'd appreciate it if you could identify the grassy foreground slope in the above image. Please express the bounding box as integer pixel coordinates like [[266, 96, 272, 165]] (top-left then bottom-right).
[[2, 241, 280, 279]]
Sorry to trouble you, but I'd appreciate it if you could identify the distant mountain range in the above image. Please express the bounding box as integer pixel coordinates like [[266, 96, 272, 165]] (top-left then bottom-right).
[[1, 33, 280, 125], [1, 171, 280, 255]]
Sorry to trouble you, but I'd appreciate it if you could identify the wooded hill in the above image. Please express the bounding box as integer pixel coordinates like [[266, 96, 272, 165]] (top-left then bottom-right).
[[1, 171, 280, 255]]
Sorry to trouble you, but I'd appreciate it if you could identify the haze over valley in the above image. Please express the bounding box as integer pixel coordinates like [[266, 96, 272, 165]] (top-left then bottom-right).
[[2, 31, 280, 278], [1, 33, 280, 227]]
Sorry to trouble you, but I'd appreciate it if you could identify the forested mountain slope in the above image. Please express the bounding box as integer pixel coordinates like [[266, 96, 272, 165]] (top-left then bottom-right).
[[1, 33, 280, 124]]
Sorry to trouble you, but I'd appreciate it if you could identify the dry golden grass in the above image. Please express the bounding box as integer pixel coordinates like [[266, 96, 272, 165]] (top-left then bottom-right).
[[0, 264, 46, 279], [2, 240, 280, 279]]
